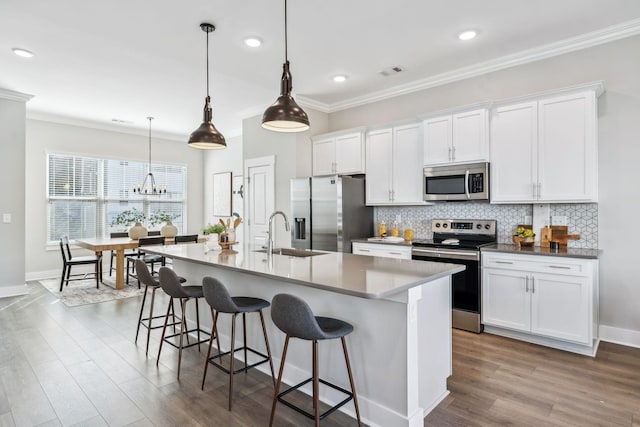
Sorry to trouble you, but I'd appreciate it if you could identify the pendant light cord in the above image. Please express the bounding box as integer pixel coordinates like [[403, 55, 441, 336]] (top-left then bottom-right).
[[147, 117, 153, 173], [206, 30, 210, 97], [284, 0, 288, 62]]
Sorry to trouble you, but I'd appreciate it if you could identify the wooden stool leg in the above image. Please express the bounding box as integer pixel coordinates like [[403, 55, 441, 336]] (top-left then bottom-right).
[[342, 336, 362, 426], [313, 340, 320, 427], [243, 313, 248, 373], [176, 298, 188, 380], [156, 297, 173, 366], [228, 313, 237, 410], [259, 310, 276, 386], [145, 287, 157, 355], [202, 309, 218, 390], [269, 335, 289, 427], [135, 284, 149, 344]]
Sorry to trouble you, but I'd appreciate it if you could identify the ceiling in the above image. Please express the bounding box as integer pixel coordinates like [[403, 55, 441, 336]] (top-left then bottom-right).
[[2, 0, 640, 140]]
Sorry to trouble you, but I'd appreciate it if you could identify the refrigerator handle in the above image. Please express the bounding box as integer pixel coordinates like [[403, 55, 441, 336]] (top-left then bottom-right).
[[294, 217, 306, 240]]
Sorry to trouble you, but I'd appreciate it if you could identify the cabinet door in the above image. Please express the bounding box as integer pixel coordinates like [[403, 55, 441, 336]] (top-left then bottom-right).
[[490, 102, 538, 203], [423, 115, 452, 165], [312, 136, 335, 176], [452, 109, 487, 163], [392, 123, 423, 204], [335, 132, 364, 174], [537, 92, 597, 202], [530, 273, 591, 344], [482, 268, 530, 332], [365, 128, 394, 204]]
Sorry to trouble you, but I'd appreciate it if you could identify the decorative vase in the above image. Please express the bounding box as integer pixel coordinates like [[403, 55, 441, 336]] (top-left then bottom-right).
[[161, 221, 178, 238], [205, 233, 221, 251], [128, 222, 148, 240]]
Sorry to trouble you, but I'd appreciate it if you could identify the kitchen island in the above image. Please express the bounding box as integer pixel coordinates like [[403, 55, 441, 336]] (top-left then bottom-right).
[[143, 243, 464, 427]]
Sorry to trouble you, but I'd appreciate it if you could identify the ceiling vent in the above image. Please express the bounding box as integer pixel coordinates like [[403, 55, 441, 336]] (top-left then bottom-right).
[[379, 66, 404, 77]]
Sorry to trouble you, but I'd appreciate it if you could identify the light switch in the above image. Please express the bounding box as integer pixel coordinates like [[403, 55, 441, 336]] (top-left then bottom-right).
[[2, 213, 11, 223]]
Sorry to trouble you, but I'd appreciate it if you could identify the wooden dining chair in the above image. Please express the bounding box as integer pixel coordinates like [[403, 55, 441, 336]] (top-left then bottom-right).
[[127, 236, 166, 287]]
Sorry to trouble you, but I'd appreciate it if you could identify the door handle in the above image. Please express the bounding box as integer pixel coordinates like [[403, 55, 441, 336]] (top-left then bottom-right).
[[495, 260, 513, 264], [452, 146, 456, 162], [532, 183, 537, 199], [448, 147, 452, 161], [525, 275, 529, 293], [465, 169, 470, 199], [548, 265, 571, 269], [531, 276, 535, 293]]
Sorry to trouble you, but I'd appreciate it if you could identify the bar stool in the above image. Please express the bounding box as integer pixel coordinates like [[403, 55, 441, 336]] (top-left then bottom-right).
[[201, 276, 276, 411], [269, 293, 361, 427], [156, 267, 210, 380], [134, 259, 186, 355]]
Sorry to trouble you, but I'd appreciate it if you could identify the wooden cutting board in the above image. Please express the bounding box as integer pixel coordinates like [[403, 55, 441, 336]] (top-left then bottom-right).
[[540, 226, 580, 247]]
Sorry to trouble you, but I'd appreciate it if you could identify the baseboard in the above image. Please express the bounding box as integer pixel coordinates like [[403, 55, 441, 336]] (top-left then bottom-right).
[[0, 284, 29, 298], [599, 325, 640, 349], [26, 269, 61, 282]]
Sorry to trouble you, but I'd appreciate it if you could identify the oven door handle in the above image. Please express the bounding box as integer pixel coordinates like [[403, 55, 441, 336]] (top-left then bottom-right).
[[412, 247, 479, 261]]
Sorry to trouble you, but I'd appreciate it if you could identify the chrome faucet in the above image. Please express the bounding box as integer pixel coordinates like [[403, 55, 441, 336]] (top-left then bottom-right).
[[267, 211, 290, 255]]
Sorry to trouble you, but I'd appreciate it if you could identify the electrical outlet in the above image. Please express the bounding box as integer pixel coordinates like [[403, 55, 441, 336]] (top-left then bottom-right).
[[2, 213, 10, 224], [524, 215, 532, 225], [552, 216, 567, 226]]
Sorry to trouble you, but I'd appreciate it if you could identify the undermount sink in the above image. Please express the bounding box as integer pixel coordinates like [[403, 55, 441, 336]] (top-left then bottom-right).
[[254, 248, 327, 257]]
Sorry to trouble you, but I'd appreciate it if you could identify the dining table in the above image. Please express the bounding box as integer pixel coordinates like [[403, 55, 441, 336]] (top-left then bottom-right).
[[75, 237, 141, 290], [75, 235, 208, 290]]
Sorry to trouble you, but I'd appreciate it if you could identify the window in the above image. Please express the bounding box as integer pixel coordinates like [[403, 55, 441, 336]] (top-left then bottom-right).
[[47, 153, 186, 243]]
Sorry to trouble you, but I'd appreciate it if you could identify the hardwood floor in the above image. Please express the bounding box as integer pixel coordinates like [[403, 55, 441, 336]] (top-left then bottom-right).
[[2, 282, 639, 426], [425, 329, 640, 426]]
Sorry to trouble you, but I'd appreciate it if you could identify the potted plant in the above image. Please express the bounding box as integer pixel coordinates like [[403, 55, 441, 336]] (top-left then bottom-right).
[[111, 208, 148, 239], [149, 211, 180, 238], [203, 223, 225, 236]]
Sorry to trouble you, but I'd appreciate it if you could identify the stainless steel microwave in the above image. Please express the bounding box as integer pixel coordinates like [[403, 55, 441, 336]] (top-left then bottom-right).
[[423, 162, 490, 201]]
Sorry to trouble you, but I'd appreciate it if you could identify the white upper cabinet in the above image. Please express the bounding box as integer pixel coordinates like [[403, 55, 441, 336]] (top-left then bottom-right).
[[490, 83, 602, 203], [423, 107, 488, 165], [312, 128, 365, 176], [366, 122, 425, 205]]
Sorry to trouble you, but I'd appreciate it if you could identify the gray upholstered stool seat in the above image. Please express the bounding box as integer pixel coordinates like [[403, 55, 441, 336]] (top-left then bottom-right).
[[201, 276, 275, 411], [156, 267, 210, 380], [269, 293, 361, 427]]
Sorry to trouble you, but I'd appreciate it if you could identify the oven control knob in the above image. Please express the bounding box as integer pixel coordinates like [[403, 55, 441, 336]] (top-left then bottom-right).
[[442, 223, 448, 228], [485, 224, 491, 230], [476, 224, 482, 230], [435, 223, 441, 228]]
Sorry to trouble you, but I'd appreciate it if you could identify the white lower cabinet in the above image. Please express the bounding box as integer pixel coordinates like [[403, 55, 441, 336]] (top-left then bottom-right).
[[351, 242, 412, 260], [482, 252, 598, 355]]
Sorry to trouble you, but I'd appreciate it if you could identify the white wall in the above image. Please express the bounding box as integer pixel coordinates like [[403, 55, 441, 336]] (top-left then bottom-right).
[[0, 91, 28, 296], [25, 119, 205, 278], [328, 35, 640, 340]]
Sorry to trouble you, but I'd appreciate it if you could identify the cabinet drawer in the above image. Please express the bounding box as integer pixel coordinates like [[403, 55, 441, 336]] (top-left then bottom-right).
[[482, 253, 592, 276], [352, 243, 412, 260]]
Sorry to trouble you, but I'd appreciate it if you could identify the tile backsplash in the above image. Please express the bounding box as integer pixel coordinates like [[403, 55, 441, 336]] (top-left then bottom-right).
[[375, 202, 598, 249]]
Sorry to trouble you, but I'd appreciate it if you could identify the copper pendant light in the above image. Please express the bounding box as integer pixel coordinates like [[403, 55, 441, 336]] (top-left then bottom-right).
[[189, 23, 226, 149], [262, 0, 310, 132]]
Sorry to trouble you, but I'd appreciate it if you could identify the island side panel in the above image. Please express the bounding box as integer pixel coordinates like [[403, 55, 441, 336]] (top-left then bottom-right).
[[173, 259, 450, 427]]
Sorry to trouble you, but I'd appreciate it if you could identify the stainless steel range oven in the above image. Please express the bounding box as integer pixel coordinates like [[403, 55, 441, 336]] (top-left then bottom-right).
[[411, 219, 497, 333]]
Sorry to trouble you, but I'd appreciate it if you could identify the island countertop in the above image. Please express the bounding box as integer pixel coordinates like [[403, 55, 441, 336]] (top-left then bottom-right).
[[142, 243, 464, 300]]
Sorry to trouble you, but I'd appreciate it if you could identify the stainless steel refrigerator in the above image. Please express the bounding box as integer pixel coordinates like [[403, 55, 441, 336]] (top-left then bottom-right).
[[291, 175, 373, 253]]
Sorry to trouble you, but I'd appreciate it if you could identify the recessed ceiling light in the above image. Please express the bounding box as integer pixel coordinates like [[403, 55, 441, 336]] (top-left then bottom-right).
[[458, 30, 477, 41], [243, 36, 262, 48], [333, 75, 348, 83], [12, 48, 34, 58]]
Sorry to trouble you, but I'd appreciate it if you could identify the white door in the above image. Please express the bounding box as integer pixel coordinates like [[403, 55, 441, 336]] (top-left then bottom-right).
[[530, 273, 591, 344], [490, 102, 538, 203], [244, 156, 275, 249], [365, 128, 393, 204], [392, 123, 423, 204], [482, 268, 531, 332], [334, 132, 364, 174], [423, 115, 452, 165], [312, 137, 335, 176]]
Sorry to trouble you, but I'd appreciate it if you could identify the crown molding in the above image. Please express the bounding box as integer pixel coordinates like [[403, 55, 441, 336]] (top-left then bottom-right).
[[326, 18, 640, 113], [0, 88, 34, 102]]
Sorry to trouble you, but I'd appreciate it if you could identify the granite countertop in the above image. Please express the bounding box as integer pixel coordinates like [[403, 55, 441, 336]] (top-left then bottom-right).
[[142, 243, 464, 299], [481, 243, 600, 259]]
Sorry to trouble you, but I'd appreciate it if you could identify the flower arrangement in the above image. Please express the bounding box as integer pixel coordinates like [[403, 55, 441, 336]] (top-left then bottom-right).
[[111, 208, 147, 230]]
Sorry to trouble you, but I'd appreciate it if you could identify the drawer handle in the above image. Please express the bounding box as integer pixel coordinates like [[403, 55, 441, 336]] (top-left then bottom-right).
[[495, 260, 513, 264], [359, 249, 370, 252], [390, 252, 403, 255], [548, 265, 571, 269]]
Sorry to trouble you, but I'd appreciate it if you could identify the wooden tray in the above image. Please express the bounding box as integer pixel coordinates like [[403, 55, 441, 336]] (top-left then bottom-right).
[[540, 226, 580, 248], [218, 241, 238, 250]]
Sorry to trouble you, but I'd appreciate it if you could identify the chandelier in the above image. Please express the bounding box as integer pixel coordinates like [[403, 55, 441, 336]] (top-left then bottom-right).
[[133, 117, 166, 194]]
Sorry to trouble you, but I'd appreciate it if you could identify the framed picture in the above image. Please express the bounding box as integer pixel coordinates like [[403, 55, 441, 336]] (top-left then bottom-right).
[[213, 171, 232, 217]]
